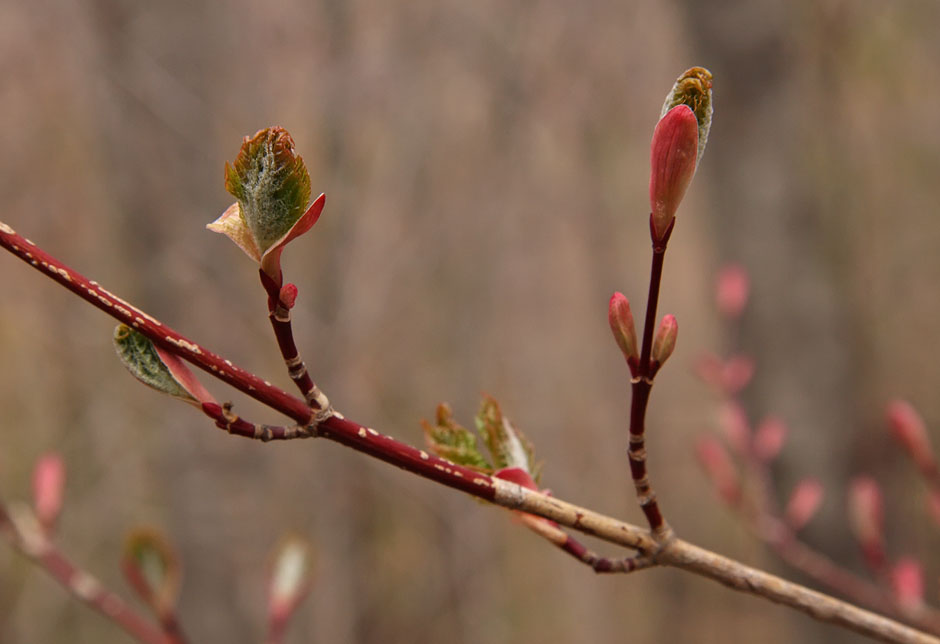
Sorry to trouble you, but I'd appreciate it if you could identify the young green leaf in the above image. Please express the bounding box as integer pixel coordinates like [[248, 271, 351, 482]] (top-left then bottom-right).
[[422, 403, 492, 471]]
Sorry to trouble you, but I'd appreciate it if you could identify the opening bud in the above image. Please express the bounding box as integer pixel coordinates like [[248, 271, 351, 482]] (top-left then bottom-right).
[[608, 292, 639, 365]]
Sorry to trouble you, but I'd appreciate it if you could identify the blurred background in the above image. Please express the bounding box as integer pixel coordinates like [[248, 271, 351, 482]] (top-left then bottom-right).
[[2, 0, 940, 642]]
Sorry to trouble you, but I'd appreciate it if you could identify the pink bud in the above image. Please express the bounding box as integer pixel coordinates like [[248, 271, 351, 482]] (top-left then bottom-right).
[[891, 557, 924, 610], [649, 105, 699, 243], [608, 292, 639, 363], [753, 416, 788, 462], [928, 491, 940, 528], [887, 400, 935, 473], [694, 353, 723, 387], [716, 264, 750, 319], [721, 355, 755, 394], [785, 479, 824, 531], [279, 283, 299, 309], [848, 477, 885, 572], [32, 452, 65, 533], [718, 401, 750, 456], [651, 314, 678, 367], [695, 437, 740, 505]]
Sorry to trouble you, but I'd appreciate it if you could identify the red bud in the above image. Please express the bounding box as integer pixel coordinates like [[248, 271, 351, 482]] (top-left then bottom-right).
[[279, 283, 299, 309], [785, 479, 824, 531], [651, 314, 678, 367], [608, 292, 639, 364], [753, 416, 788, 462], [32, 452, 65, 533], [891, 558, 924, 610], [887, 400, 935, 473], [695, 437, 740, 505], [716, 264, 750, 319], [718, 401, 750, 456], [649, 105, 699, 242], [848, 477, 885, 572]]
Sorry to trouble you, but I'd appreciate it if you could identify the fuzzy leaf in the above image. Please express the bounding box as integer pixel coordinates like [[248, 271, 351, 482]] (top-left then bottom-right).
[[422, 404, 492, 471], [113, 325, 197, 403], [224, 127, 312, 256]]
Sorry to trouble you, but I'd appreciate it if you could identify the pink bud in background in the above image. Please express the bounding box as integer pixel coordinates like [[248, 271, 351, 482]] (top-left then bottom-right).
[[651, 314, 678, 367], [928, 491, 940, 528], [753, 416, 788, 462], [848, 477, 886, 572], [785, 478, 824, 531], [608, 292, 639, 364], [887, 400, 935, 473], [32, 452, 65, 534], [721, 355, 755, 394], [716, 264, 750, 319], [649, 105, 699, 243], [891, 557, 925, 611], [695, 437, 740, 506], [718, 401, 750, 456]]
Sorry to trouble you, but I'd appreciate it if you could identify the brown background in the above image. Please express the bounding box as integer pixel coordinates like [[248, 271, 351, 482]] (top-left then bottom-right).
[[2, 0, 940, 642]]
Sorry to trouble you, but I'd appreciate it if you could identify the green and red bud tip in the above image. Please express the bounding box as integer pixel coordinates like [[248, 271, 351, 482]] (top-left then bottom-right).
[[651, 314, 678, 366]]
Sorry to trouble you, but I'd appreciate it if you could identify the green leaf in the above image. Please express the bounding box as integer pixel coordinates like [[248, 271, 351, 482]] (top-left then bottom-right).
[[224, 127, 312, 256], [422, 403, 492, 471], [113, 325, 196, 403]]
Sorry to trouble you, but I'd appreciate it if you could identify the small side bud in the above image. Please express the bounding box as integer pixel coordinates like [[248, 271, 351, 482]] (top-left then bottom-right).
[[887, 400, 935, 473], [848, 477, 886, 572], [32, 453, 65, 534], [651, 314, 678, 367], [785, 478, 824, 531], [753, 416, 788, 462], [608, 292, 639, 364], [720, 355, 755, 394], [649, 105, 699, 242], [695, 437, 740, 506], [716, 264, 750, 319], [279, 283, 299, 309], [891, 558, 925, 611]]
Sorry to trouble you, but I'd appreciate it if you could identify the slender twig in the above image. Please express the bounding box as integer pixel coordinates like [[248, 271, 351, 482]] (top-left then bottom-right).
[[259, 270, 331, 414], [201, 401, 315, 442], [627, 221, 674, 539], [0, 500, 168, 644], [4, 221, 940, 643]]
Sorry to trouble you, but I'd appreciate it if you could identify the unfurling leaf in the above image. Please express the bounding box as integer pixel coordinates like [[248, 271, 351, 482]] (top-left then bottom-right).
[[122, 528, 181, 617], [113, 325, 214, 405], [209, 127, 325, 281], [422, 403, 492, 471], [476, 395, 540, 481], [660, 67, 713, 164]]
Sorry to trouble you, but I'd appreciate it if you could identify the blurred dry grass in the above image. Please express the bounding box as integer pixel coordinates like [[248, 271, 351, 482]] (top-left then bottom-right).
[[2, 0, 940, 642]]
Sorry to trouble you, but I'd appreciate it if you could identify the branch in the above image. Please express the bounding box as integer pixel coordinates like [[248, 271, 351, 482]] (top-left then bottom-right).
[[3, 220, 939, 643], [0, 500, 168, 644]]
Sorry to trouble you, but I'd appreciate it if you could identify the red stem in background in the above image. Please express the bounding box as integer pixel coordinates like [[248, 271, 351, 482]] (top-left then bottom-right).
[[0, 503, 167, 644]]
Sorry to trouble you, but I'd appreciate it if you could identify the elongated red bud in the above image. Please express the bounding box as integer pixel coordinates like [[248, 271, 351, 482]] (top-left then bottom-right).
[[651, 314, 678, 367], [608, 292, 639, 364], [32, 452, 65, 534], [753, 416, 788, 462], [695, 437, 740, 505], [891, 557, 924, 611], [848, 477, 886, 572], [887, 400, 935, 473], [716, 264, 750, 319], [718, 401, 750, 456], [649, 105, 699, 243], [785, 478, 823, 531]]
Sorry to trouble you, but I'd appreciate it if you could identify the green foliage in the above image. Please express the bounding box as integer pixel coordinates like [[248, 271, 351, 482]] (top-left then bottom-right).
[[112, 325, 195, 403], [422, 403, 492, 471]]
